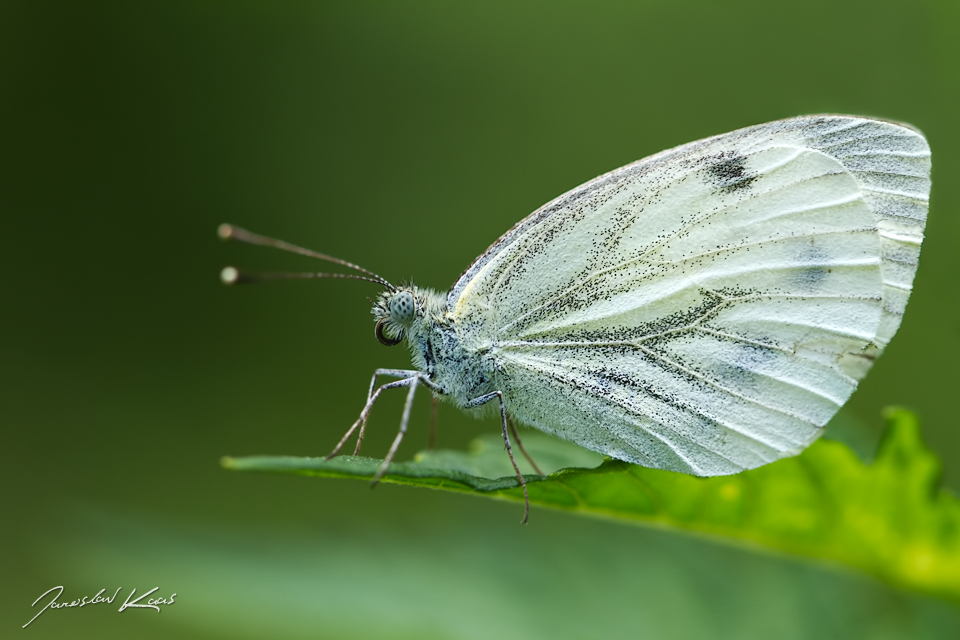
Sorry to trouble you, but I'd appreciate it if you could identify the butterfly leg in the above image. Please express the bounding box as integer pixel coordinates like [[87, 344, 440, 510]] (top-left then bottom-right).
[[465, 391, 530, 524], [325, 374, 419, 461], [354, 369, 421, 455], [507, 415, 544, 476], [371, 375, 420, 486]]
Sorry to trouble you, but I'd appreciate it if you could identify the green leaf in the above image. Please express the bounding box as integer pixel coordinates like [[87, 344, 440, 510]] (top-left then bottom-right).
[[222, 408, 960, 604]]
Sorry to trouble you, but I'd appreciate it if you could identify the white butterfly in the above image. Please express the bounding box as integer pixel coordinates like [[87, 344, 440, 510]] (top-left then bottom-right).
[[221, 115, 930, 522]]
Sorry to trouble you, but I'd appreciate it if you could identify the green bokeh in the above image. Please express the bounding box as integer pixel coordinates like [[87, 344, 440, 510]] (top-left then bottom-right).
[[3, 1, 959, 638]]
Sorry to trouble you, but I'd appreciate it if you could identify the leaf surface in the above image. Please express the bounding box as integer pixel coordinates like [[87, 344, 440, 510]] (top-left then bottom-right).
[[222, 408, 960, 604]]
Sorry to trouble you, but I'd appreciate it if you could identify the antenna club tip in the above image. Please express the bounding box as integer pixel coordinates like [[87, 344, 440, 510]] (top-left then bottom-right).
[[217, 223, 236, 240], [220, 266, 240, 285]]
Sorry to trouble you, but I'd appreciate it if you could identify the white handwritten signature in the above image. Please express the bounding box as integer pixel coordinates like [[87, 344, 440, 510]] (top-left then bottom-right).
[[23, 586, 177, 628]]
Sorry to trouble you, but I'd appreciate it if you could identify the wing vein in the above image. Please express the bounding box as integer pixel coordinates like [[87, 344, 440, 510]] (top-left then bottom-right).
[[631, 344, 826, 427], [500, 184, 873, 334]]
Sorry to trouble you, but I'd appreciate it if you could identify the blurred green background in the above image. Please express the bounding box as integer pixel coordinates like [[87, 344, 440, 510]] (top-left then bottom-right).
[[3, 1, 959, 637]]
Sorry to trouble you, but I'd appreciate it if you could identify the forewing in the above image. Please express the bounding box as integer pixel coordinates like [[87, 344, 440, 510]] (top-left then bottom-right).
[[451, 116, 929, 474]]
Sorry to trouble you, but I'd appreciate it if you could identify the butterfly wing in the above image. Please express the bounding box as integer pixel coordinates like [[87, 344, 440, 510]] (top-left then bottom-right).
[[450, 116, 930, 475]]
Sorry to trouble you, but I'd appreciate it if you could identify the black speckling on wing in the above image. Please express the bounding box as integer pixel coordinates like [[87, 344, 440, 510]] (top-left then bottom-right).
[[450, 116, 929, 474]]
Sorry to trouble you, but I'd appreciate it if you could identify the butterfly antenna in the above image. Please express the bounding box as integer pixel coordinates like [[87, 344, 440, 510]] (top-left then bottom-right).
[[218, 223, 395, 290], [220, 267, 390, 287]]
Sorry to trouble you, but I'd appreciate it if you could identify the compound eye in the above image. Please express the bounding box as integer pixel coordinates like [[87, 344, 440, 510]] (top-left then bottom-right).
[[375, 319, 402, 346], [389, 291, 416, 324]]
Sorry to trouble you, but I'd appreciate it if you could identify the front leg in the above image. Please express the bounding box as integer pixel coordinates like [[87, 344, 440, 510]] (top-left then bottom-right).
[[327, 370, 445, 474], [326, 375, 420, 460], [355, 369, 422, 455]]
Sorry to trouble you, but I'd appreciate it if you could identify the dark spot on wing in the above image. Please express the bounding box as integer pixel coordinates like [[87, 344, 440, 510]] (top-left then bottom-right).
[[794, 239, 830, 288], [798, 266, 830, 287], [708, 342, 778, 394], [705, 154, 756, 193]]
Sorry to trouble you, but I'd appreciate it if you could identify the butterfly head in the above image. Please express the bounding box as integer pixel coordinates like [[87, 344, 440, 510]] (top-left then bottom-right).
[[373, 287, 420, 346]]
